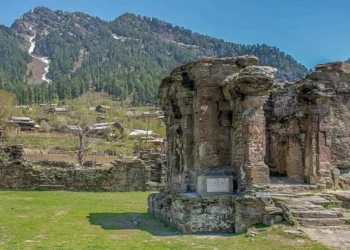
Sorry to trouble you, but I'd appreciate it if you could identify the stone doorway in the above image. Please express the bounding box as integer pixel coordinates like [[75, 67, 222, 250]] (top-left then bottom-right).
[[267, 134, 306, 184]]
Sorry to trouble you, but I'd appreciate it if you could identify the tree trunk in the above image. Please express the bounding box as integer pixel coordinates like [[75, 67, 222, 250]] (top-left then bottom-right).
[[77, 134, 84, 165]]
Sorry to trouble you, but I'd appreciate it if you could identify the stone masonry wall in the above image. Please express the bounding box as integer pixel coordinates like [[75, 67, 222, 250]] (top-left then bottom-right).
[[139, 150, 166, 183], [148, 192, 281, 234], [265, 62, 350, 189], [0, 145, 165, 191], [0, 159, 158, 191], [148, 193, 235, 233]]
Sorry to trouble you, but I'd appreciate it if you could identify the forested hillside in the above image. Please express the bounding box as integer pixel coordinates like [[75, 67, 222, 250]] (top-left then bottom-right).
[[0, 26, 30, 86], [0, 6, 309, 105]]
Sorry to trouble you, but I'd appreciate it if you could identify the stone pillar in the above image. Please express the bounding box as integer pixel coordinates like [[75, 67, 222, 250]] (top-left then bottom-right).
[[240, 95, 270, 191], [233, 66, 277, 192]]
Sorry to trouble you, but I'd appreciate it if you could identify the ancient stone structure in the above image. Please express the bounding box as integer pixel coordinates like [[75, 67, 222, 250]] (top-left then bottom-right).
[[266, 62, 350, 189], [157, 56, 275, 194], [0, 145, 165, 191], [148, 57, 350, 234], [0, 159, 158, 191]]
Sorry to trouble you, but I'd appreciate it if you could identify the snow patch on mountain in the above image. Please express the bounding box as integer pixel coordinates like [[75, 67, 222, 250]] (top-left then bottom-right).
[[27, 28, 51, 83]]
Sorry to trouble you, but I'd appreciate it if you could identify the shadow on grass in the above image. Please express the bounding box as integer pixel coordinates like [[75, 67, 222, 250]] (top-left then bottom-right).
[[87, 212, 182, 236]]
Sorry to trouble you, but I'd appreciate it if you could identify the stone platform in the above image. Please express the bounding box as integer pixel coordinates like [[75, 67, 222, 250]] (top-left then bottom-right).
[[148, 192, 275, 234], [149, 185, 350, 234]]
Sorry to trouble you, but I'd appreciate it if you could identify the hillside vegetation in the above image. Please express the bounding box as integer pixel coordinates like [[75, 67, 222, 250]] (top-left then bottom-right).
[[1, 6, 309, 105]]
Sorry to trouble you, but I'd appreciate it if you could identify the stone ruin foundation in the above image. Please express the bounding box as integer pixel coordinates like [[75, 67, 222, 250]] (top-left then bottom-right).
[[0, 146, 165, 192], [148, 56, 350, 233]]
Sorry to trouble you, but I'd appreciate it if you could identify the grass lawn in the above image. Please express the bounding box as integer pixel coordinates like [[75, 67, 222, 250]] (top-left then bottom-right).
[[0, 191, 328, 250]]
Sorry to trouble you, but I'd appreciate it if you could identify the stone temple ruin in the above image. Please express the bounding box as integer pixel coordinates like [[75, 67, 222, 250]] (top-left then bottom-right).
[[148, 56, 350, 233]]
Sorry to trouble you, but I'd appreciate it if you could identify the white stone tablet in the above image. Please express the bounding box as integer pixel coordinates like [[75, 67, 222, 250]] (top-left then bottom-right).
[[207, 178, 230, 192]]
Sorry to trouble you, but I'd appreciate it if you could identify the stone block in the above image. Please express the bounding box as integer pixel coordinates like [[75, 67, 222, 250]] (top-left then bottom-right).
[[235, 66, 276, 95], [196, 175, 234, 198], [262, 215, 283, 226]]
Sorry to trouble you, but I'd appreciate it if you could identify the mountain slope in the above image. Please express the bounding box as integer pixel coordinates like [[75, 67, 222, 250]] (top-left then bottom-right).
[[2, 6, 309, 105], [0, 25, 30, 87], [110, 13, 309, 82]]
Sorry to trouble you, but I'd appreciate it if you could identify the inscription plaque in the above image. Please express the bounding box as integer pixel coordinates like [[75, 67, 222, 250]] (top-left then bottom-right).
[[196, 175, 233, 198], [207, 178, 230, 192]]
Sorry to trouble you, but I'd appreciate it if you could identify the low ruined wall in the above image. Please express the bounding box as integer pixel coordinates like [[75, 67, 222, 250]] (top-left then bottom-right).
[[0, 159, 160, 191], [0, 144, 166, 191], [139, 150, 166, 183], [0, 145, 23, 161]]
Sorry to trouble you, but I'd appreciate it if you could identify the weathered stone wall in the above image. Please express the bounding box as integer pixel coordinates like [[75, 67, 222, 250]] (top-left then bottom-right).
[[0, 144, 23, 161], [0, 145, 166, 191], [0, 159, 159, 191], [159, 56, 276, 193], [265, 62, 350, 189], [139, 150, 166, 183]]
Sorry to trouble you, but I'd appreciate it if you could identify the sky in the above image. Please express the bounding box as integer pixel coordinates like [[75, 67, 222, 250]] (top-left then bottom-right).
[[0, 0, 349, 69]]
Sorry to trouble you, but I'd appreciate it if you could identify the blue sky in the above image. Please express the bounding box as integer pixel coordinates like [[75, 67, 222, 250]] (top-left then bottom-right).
[[1, 0, 349, 69]]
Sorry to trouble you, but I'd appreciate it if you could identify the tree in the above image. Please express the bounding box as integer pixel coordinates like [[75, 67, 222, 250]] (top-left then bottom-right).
[[66, 108, 97, 166], [0, 90, 15, 143]]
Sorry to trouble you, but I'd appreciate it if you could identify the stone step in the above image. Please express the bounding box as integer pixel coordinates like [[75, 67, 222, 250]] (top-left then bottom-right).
[[269, 184, 319, 194], [334, 192, 350, 209], [288, 204, 325, 211], [293, 210, 343, 219], [309, 225, 350, 230], [270, 193, 298, 198], [319, 194, 334, 201], [301, 196, 332, 206], [296, 217, 349, 227]]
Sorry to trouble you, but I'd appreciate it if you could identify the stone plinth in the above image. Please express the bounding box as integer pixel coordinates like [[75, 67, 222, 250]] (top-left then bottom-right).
[[196, 175, 233, 198], [148, 192, 274, 234], [148, 193, 235, 233]]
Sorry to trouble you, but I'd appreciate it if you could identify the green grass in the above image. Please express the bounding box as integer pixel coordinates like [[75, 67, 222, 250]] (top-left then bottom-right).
[[0, 191, 329, 250]]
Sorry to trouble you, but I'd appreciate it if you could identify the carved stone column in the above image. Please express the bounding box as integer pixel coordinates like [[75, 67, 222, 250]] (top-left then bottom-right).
[[233, 66, 277, 192]]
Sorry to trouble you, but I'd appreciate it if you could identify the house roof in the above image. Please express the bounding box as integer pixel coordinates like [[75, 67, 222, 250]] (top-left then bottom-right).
[[129, 130, 153, 136], [97, 105, 112, 109], [63, 125, 82, 131], [54, 108, 67, 111], [9, 117, 33, 122]]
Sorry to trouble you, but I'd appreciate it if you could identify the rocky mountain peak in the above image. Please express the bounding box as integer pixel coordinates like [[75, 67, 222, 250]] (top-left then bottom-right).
[[13, 6, 105, 38]]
